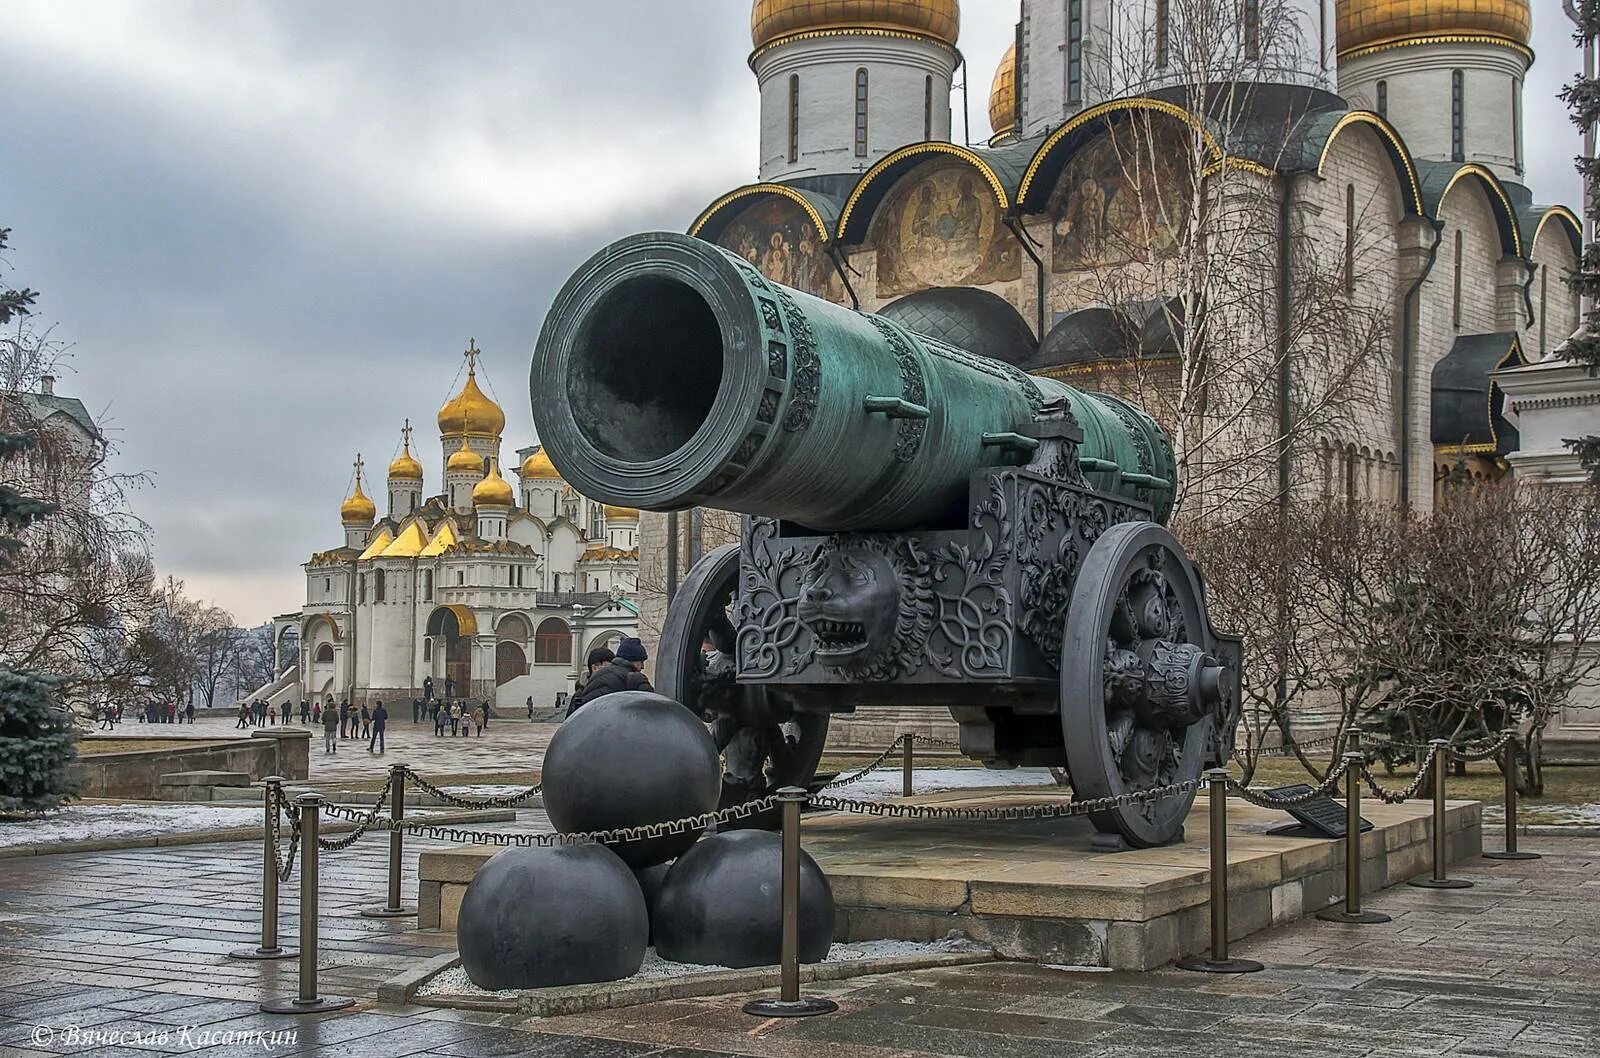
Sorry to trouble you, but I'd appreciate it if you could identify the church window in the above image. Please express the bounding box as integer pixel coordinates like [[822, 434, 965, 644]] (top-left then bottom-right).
[[323, 577, 330, 594], [1155, 0, 1170, 69], [1344, 445, 1357, 507], [1450, 70, 1464, 163], [923, 76, 933, 140], [1319, 0, 1328, 69], [358, 573, 366, 603], [456, 570, 464, 586], [315, 644, 334, 664], [374, 569, 386, 603], [1512, 79, 1522, 173], [1452, 231, 1463, 330], [788, 75, 800, 163], [423, 570, 433, 602], [854, 69, 869, 158], [1375, 80, 1387, 118], [423, 639, 431, 662], [1243, 0, 1260, 60], [534, 617, 572, 665], [1067, 0, 1083, 104], [1344, 184, 1356, 295], [1540, 265, 1549, 356]]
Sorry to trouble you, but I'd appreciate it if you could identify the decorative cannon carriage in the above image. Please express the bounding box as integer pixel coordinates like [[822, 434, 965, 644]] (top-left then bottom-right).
[[532, 233, 1241, 849]]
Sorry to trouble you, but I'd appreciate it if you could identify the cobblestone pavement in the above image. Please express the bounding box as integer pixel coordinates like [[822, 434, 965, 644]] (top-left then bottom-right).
[[84, 715, 558, 785], [0, 823, 1594, 1057]]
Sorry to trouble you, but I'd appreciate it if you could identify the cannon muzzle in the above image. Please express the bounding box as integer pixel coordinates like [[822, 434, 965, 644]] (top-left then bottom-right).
[[532, 232, 1175, 531]]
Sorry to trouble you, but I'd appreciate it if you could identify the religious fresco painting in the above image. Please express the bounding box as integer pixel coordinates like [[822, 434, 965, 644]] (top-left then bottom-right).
[[1049, 129, 1188, 273], [872, 162, 1021, 298], [716, 197, 844, 302]]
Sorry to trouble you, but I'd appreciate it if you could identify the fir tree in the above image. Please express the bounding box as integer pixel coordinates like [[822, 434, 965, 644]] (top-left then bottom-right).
[[0, 228, 79, 815], [1559, 6, 1600, 472]]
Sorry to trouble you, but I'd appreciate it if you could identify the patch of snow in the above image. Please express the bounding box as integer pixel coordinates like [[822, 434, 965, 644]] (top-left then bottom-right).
[[423, 936, 990, 997], [1040, 964, 1114, 973], [0, 803, 262, 847], [440, 785, 535, 796], [833, 767, 1060, 801]]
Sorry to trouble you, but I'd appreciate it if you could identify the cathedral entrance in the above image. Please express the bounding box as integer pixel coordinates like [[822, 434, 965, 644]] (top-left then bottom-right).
[[495, 642, 528, 685], [425, 605, 477, 696]]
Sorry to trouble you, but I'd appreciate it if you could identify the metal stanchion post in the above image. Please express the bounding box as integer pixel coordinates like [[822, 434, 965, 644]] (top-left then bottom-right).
[[742, 787, 837, 1018], [1317, 752, 1390, 923], [1178, 769, 1263, 973], [1483, 731, 1539, 861], [262, 794, 355, 1014], [362, 763, 417, 917], [231, 776, 297, 960], [1409, 740, 1472, 889], [902, 735, 914, 798]]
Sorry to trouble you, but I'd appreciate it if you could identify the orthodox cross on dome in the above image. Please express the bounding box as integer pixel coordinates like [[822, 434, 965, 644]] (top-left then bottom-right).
[[401, 419, 413, 450], [353, 453, 365, 487], [464, 338, 481, 374]]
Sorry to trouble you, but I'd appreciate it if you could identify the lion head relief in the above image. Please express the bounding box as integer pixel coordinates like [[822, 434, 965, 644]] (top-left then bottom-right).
[[796, 535, 935, 681]]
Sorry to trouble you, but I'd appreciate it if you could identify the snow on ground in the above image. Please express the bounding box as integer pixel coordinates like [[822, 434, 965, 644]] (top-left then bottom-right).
[[0, 803, 263, 847], [422, 936, 990, 997], [833, 767, 1060, 801], [441, 785, 537, 797]]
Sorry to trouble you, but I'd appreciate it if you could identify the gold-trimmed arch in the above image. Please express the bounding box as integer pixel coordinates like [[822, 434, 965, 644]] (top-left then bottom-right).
[[836, 142, 1009, 245], [1530, 205, 1582, 259], [689, 183, 832, 245], [1315, 110, 1424, 217], [1017, 98, 1229, 211], [1436, 163, 1523, 258], [425, 603, 478, 638]]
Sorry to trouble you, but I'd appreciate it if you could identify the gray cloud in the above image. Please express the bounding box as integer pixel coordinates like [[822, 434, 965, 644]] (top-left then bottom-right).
[[0, 1, 1582, 624]]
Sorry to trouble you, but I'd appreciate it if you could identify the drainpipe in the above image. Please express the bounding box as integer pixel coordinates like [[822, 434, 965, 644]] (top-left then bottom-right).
[[829, 244, 862, 310], [1399, 220, 1444, 509], [1007, 216, 1048, 341]]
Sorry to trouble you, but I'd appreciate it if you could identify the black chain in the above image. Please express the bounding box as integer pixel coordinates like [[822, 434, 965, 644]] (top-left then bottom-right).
[[402, 766, 542, 809], [390, 794, 784, 848], [269, 787, 300, 882], [316, 772, 396, 851], [1226, 756, 1354, 809], [821, 735, 911, 789], [1361, 747, 1441, 804]]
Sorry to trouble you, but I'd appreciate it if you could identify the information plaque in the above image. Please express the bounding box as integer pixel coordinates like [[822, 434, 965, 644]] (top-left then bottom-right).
[[1262, 783, 1373, 839]]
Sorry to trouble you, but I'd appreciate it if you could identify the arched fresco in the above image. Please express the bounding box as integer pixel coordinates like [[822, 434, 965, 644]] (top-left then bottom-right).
[[1049, 127, 1189, 273], [872, 161, 1020, 298], [715, 197, 843, 302]]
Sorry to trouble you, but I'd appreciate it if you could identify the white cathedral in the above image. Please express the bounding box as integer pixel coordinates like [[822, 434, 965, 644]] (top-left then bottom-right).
[[269, 346, 639, 712]]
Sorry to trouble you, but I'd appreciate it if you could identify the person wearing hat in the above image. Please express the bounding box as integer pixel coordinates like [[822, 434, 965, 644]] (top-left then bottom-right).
[[566, 638, 652, 715]]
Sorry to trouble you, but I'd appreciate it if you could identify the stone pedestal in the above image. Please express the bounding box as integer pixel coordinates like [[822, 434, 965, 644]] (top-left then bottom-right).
[[249, 728, 310, 780]]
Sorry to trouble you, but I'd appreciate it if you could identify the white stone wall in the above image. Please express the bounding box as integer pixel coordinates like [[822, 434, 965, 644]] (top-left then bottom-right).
[[1523, 223, 1581, 363], [754, 35, 955, 181], [1339, 42, 1530, 182]]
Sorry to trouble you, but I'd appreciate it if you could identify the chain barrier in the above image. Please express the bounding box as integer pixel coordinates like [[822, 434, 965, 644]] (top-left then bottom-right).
[[1444, 732, 1515, 763], [1360, 748, 1439, 804], [906, 732, 965, 751], [821, 735, 910, 789], [269, 786, 300, 883], [1226, 755, 1354, 809], [812, 777, 1201, 822], [386, 793, 784, 848], [401, 766, 542, 809], [315, 772, 395, 851]]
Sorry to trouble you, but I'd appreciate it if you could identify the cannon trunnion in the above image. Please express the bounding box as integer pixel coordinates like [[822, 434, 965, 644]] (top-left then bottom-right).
[[532, 232, 1241, 849]]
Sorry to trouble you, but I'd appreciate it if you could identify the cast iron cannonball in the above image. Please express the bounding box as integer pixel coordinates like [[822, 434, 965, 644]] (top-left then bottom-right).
[[634, 862, 671, 943], [542, 690, 721, 868], [456, 843, 647, 990], [653, 829, 834, 968]]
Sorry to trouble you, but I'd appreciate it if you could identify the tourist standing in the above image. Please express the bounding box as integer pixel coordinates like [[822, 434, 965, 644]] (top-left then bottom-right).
[[526, 695, 534, 721], [339, 701, 349, 739], [480, 698, 490, 732], [236, 703, 250, 729], [433, 702, 447, 737], [299, 700, 310, 724], [566, 643, 648, 715], [280, 700, 290, 724], [368, 701, 387, 754], [322, 702, 338, 754], [185, 701, 195, 725], [422, 675, 434, 702], [359, 703, 371, 739], [166, 701, 177, 724]]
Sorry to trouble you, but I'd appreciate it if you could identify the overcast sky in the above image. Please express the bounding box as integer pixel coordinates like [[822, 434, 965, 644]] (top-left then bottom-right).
[[0, 2, 1583, 627]]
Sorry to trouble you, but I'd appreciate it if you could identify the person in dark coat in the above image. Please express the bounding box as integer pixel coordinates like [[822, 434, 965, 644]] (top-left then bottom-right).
[[359, 703, 371, 739], [567, 639, 651, 715], [368, 701, 387, 753], [422, 675, 434, 702], [322, 703, 339, 754]]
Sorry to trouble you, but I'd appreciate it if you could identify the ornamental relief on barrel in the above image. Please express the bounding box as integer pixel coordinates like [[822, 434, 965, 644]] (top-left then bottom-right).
[[871, 162, 1022, 299]]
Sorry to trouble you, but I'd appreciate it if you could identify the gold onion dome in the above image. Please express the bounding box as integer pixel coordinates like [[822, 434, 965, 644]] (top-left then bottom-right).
[[437, 365, 505, 439], [473, 461, 515, 507], [751, 0, 960, 51], [447, 436, 483, 473], [387, 438, 423, 481], [988, 42, 1016, 140], [340, 479, 376, 525], [519, 448, 560, 480], [603, 504, 640, 521], [1337, 0, 1531, 55]]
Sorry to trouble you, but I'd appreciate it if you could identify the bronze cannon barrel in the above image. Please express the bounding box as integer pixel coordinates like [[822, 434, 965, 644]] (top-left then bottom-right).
[[531, 232, 1176, 531]]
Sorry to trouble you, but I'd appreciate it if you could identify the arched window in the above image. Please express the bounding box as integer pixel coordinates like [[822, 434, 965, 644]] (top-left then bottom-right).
[[1155, 0, 1170, 69], [315, 644, 334, 664], [1512, 78, 1522, 174], [423, 569, 433, 602], [423, 638, 432, 662], [1540, 265, 1549, 356], [1375, 80, 1387, 118], [1242, 0, 1260, 60], [1067, 0, 1083, 103], [923, 75, 933, 140], [854, 68, 869, 157], [323, 577, 330, 593], [1344, 184, 1356, 294], [1450, 70, 1465, 162], [374, 568, 386, 603], [1453, 230, 1464, 330], [788, 74, 800, 163], [534, 617, 573, 665], [358, 572, 366, 603]]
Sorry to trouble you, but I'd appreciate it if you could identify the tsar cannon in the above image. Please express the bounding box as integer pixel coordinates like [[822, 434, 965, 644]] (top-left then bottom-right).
[[531, 232, 1241, 848]]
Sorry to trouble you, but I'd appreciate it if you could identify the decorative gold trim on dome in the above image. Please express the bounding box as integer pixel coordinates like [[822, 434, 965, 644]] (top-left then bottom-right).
[[749, 1, 960, 57], [437, 340, 505, 439], [519, 447, 560, 480], [387, 419, 424, 481], [751, 25, 959, 64], [340, 454, 377, 524], [838, 142, 1008, 243], [602, 504, 640, 520], [1315, 111, 1424, 216], [1531, 206, 1582, 255], [472, 459, 515, 507], [447, 433, 483, 473], [689, 184, 831, 244], [1338, 32, 1532, 63]]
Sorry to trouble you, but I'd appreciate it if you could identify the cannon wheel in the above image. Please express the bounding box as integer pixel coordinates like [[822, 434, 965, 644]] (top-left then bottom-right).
[[1061, 522, 1213, 848], [657, 543, 830, 820]]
